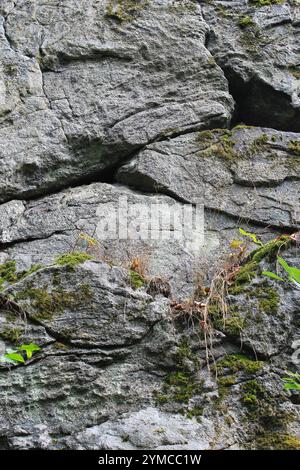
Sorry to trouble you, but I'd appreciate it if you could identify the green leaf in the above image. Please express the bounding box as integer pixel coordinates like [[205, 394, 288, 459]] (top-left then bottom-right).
[[284, 382, 300, 390], [288, 267, 300, 285], [18, 343, 40, 359], [4, 353, 25, 364], [0, 354, 16, 364], [239, 228, 263, 246], [262, 271, 285, 282], [283, 372, 300, 391]]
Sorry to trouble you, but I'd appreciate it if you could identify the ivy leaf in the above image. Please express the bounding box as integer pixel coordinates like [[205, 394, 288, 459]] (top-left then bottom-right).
[[18, 343, 40, 359], [4, 353, 25, 364], [277, 256, 291, 274], [262, 271, 285, 282], [239, 228, 263, 246], [283, 372, 300, 391]]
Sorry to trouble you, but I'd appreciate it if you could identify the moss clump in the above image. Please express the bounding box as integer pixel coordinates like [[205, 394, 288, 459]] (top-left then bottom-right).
[[0, 261, 18, 285], [250, 0, 284, 6], [229, 260, 259, 295], [14, 284, 92, 321], [288, 140, 300, 155], [255, 432, 300, 450], [55, 252, 92, 268], [239, 16, 254, 28], [217, 375, 238, 387], [210, 305, 245, 336], [229, 236, 290, 296], [195, 129, 238, 161], [253, 133, 268, 147], [154, 341, 203, 421], [175, 340, 200, 371], [163, 371, 202, 404], [241, 380, 266, 407], [251, 236, 290, 263], [53, 342, 70, 351], [186, 407, 203, 420], [248, 286, 280, 315], [106, 0, 148, 22], [216, 354, 264, 375], [0, 261, 43, 291], [128, 270, 146, 289]]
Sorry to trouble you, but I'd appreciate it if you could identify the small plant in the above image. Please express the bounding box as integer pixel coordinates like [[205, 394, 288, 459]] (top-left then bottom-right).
[[283, 371, 300, 391], [239, 228, 263, 246], [263, 256, 300, 288], [0, 343, 41, 365]]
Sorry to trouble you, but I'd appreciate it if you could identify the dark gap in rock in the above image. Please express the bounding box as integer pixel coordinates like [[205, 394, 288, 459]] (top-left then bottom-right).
[[0, 436, 10, 450], [289, 394, 300, 405], [223, 67, 300, 132]]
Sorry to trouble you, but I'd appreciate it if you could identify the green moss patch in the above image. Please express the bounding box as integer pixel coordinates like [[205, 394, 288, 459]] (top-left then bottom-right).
[[14, 284, 92, 321], [55, 252, 93, 268], [128, 270, 146, 289], [251, 236, 290, 263], [0, 261, 43, 291], [154, 341, 203, 421], [106, 0, 148, 22], [215, 354, 264, 375], [210, 305, 245, 336], [0, 326, 22, 344], [195, 129, 238, 161], [288, 140, 300, 155], [250, 0, 284, 6], [241, 379, 266, 407], [255, 432, 300, 450], [239, 16, 254, 28], [248, 285, 280, 315]]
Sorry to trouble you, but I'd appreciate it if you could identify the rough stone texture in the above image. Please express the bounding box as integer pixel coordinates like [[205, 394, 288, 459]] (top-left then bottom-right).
[[0, 250, 299, 450], [117, 126, 300, 228], [202, 0, 300, 131], [0, 0, 233, 202], [0, 0, 300, 452], [0, 182, 212, 299]]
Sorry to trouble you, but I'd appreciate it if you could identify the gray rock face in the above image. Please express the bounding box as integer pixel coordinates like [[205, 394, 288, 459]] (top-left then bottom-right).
[[202, 0, 300, 131], [0, 249, 299, 450], [0, 0, 233, 202], [0, 182, 209, 299]]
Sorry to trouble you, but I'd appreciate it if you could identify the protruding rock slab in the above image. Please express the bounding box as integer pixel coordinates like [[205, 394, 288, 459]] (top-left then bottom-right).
[[0, 0, 233, 202], [202, 1, 300, 131], [117, 127, 300, 228]]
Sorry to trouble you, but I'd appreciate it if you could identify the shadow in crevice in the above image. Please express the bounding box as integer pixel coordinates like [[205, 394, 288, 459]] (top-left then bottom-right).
[[223, 67, 300, 132]]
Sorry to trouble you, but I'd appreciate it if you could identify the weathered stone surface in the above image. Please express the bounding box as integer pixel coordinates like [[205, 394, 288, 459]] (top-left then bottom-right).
[[70, 407, 216, 450], [0, 249, 299, 450], [202, 0, 300, 131], [117, 127, 300, 228], [0, 182, 210, 299], [1, 0, 300, 452], [0, 0, 233, 202]]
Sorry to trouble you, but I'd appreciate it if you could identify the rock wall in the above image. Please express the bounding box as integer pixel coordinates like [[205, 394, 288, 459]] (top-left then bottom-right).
[[0, 0, 300, 450]]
